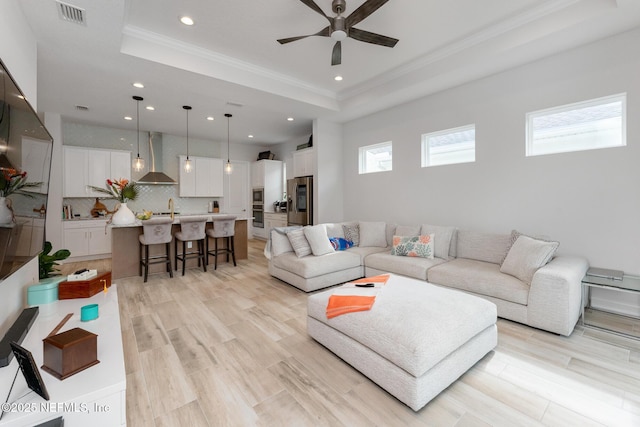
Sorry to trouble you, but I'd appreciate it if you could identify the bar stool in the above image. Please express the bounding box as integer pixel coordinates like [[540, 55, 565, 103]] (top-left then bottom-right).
[[174, 216, 208, 275], [206, 215, 237, 270], [139, 217, 174, 283]]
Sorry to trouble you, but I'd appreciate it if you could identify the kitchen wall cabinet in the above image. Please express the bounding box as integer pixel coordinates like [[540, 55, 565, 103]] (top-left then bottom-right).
[[63, 146, 131, 197], [292, 147, 315, 177], [63, 219, 111, 258], [251, 160, 283, 209], [179, 155, 224, 197]]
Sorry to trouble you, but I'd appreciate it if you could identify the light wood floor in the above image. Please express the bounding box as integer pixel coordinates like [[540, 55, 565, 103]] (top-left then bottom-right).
[[59, 241, 640, 427]]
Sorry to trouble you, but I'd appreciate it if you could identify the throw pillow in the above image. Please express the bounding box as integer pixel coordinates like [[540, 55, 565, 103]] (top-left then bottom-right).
[[391, 234, 435, 259], [421, 224, 456, 260], [329, 237, 353, 251], [342, 223, 360, 246], [358, 221, 387, 247], [287, 228, 312, 258], [500, 235, 559, 284], [303, 224, 335, 256]]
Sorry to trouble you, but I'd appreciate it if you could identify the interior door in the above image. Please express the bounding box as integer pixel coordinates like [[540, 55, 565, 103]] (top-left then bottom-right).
[[224, 160, 249, 216]]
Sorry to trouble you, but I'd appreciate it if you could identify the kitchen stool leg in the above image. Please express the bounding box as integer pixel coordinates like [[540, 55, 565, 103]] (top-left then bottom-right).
[[144, 245, 149, 283]]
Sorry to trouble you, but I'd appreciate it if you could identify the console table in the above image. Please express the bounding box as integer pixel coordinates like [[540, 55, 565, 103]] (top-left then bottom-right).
[[581, 269, 640, 339], [0, 285, 126, 426]]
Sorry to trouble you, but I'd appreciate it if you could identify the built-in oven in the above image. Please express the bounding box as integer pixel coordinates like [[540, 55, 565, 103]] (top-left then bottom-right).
[[252, 203, 264, 228], [252, 187, 264, 204]]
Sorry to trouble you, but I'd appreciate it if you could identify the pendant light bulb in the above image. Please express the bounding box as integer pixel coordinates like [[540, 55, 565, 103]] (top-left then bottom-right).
[[132, 96, 145, 172], [183, 105, 192, 173], [225, 113, 233, 175]]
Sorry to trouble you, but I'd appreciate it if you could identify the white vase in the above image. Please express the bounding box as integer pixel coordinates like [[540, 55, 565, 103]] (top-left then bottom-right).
[[111, 202, 136, 225], [0, 197, 14, 224]]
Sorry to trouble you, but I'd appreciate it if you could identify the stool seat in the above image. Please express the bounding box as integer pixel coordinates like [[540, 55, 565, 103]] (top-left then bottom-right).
[[175, 216, 208, 275], [206, 215, 237, 270], [139, 217, 173, 282]]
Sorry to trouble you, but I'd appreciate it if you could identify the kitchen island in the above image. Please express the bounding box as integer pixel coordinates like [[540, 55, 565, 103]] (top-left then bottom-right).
[[110, 215, 249, 279]]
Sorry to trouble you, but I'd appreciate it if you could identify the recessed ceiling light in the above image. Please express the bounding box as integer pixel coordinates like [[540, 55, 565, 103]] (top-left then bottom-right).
[[133, 82, 144, 88], [124, 116, 133, 121], [248, 135, 254, 138], [180, 16, 194, 26], [206, 116, 214, 121], [334, 75, 343, 81], [287, 117, 294, 121], [146, 106, 155, 111]]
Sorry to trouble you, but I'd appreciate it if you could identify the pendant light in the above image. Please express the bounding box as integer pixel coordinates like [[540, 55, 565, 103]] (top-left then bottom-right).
[[225, 113, 233, 175], [183, 105, 192, 173], [132, 96, 145, 172]]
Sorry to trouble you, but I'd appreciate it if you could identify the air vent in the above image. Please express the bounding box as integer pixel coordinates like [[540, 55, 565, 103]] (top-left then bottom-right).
[[56, 1, 86, 25], [75, 105, 89, 111], [225, 102, 243, 108]]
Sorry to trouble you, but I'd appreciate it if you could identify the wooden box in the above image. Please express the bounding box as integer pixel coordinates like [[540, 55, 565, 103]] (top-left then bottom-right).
[[42, 327, 100, 380], [58, 271, 112, 299]]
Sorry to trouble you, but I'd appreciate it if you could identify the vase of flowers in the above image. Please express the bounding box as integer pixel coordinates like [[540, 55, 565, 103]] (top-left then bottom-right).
[[90, 178, 139, 225], [0, 169, 41, 224]]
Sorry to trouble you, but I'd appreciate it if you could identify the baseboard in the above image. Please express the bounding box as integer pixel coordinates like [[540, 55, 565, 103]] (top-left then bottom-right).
[[590, 288, 640, 317]]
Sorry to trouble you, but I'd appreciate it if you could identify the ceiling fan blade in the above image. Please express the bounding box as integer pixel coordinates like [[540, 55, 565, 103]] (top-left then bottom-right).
[[299, 0, 330, 21], [331, 41, 342, 66], [348, 27, 398, 48], [277, 26, 331, 44], [345, 0, 390, 28]]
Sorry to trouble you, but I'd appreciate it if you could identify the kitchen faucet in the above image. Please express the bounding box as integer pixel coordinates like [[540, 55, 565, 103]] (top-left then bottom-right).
[[168, 198, 174, 220]]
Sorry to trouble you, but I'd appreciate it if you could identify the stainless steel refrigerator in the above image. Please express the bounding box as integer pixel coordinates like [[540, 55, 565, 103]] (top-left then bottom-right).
[[287, 176, 313, 226]]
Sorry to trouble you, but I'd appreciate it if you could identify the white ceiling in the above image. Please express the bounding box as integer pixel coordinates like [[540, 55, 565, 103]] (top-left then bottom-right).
[[17, 0, 640, 145]]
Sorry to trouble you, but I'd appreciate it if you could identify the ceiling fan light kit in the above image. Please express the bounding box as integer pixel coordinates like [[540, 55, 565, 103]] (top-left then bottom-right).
[[277, 0, 398, 66]]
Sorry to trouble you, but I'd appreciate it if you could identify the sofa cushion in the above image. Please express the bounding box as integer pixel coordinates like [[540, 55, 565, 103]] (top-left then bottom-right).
[[271, 229, 294, 257], [365, 251, 447, 281], [500, 235, 559, 285], [456, 230, 511, 265], [326, 223, 346, 239], [287, 228, 312, 258], [343, 223, 360, 246], [359, 221, 388, 247], [395, 225, 421, 237], [427, 258, 530, 305], [391, 235, 434, 259], [421, 224, 456, 260], [347, 246, 389, 263], [304, 224, 335, 256], [272, 251, 361, 279]]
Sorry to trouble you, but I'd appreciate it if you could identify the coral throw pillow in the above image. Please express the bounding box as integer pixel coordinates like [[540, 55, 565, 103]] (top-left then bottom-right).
[[391, 234, 435, 259]]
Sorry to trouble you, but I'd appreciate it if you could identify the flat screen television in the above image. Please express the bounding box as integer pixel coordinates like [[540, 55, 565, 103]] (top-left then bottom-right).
[[0, 58, 53, 282]]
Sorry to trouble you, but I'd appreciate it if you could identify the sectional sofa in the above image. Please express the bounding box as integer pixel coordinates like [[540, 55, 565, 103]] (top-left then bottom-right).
[[267, 221, 589, 336]]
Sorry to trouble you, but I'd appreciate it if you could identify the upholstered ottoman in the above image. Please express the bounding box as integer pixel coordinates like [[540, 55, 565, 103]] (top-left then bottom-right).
[[307, 274, 497, 411]]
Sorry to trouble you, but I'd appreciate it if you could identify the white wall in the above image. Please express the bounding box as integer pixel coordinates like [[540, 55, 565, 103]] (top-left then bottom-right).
[[314, 119, 343, 224], [0, 0, 38, 108], [342, 28, 640, 315], [0, 0, 40, 336]]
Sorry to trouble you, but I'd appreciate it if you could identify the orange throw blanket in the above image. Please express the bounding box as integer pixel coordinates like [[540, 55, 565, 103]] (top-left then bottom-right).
[[325, 274, 390, 319]]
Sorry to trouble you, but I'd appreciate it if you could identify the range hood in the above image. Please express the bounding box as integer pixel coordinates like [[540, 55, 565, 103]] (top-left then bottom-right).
[[137, 132, 176, 184]]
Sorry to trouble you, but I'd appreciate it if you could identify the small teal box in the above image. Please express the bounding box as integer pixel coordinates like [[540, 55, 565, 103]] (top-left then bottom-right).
[[81, 304, 99, 322], [27, 277, 66, 306]]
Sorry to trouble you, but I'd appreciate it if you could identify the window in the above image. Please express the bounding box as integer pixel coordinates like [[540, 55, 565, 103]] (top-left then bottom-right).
[[359, 141, 392, 174], [421, 124, 475, 167], [526, 94, 626, 157]]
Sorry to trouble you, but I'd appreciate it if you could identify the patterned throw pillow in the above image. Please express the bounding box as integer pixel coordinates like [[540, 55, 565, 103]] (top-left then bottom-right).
[[329, 237, 354, 251], [342, 224, 360, 246], [287, 228, 312, 258], [391, 234, 435, 259]]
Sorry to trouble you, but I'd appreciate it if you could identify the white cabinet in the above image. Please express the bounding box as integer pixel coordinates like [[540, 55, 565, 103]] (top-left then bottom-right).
[[179, 155, 224, 197], [292, 148, 315, 177], [63, 147, 131, 197], [63, 220, 111, 258], [251, 160, 283, 209], [264, 212, 287, 239]]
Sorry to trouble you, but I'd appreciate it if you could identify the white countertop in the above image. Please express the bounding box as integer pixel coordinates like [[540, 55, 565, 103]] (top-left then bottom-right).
[[109, 213, 252, 228]]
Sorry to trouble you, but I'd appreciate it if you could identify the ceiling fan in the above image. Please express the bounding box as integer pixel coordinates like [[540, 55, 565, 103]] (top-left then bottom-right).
[[277, 0, 399, 66]]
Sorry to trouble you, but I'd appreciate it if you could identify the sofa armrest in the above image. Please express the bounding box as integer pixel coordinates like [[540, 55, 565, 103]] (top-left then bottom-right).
[[527, 256, 589, 336]]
